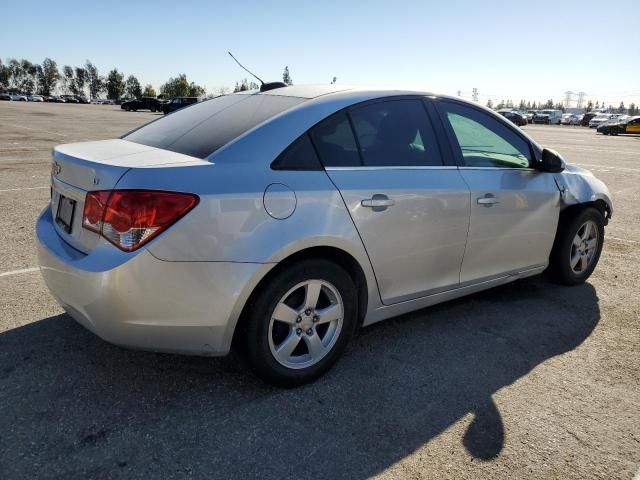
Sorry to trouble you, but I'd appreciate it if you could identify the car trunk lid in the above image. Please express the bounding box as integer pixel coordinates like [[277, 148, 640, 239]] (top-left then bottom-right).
[[50, 139, 207, 253]]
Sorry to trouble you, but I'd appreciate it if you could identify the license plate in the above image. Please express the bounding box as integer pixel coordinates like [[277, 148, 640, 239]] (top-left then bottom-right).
[[55, 194, 76, 233]]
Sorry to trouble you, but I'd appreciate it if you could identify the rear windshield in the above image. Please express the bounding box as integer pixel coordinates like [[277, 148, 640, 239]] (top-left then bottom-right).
[[123, 94, 307, 159]]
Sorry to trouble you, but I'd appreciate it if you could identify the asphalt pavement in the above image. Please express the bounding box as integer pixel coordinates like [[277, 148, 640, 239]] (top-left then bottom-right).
[[0, 101, 638, 479]]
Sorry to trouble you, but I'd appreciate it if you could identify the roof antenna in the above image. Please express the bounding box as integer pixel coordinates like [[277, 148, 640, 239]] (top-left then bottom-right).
[[227, 51, 287, 92], [228, 51, 264, 86]]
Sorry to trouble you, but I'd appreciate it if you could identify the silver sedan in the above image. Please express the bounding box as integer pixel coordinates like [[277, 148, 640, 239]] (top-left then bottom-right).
[[37, 85, 613, 386]]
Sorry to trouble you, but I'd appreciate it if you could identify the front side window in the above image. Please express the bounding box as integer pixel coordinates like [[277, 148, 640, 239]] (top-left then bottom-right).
[[439, 101, 532, 168], [349, 99, 443, 167]]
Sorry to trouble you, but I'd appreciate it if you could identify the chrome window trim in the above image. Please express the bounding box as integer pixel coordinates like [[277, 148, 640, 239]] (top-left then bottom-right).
[[324, 166, 458, 171], [457, 166, 537, 172]]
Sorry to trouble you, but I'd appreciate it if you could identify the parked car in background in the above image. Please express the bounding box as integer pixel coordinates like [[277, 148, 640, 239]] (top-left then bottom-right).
[[532, 111, 549, 124], [37, 85, 612, 386], [11, 93, 28, 101], [561, 113, 582, 125], [525, 110, 538, 123], [497, 109, 527, 126], [75, 95, 90, 104], [597, 116, 640, 135], [162, 96, 202, 114], [0, 93, 11, 101], [48, 96, 65, 103], [61, 95, 79, 103], [533, 110, 561, 125], [589, 113, 616, 128], [581, 112, 598, 126], [121, 96, 164, 112], [28, 94, 45, 102]]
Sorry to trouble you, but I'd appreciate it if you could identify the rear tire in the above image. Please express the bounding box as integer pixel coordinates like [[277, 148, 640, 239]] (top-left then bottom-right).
[[245, 259, 358, 387], [548, 207, 605, 285]]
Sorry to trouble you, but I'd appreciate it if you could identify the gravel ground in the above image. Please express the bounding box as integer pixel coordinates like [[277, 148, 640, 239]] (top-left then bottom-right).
[[0, 101, 638, 479]]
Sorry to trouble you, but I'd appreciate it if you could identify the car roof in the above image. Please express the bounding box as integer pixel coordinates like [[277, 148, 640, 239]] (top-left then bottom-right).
[[239, 84, 435, 100]]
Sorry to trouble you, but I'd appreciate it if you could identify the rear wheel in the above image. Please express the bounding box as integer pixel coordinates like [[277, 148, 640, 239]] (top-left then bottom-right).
[[245, 259, 357, 387], [548, 207, 604, 285]]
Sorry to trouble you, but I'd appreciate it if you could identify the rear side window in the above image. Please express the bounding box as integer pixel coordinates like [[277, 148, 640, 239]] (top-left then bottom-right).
[[271, 134, 322, 171], [123, 94, 306, 159], [309, 112, 361, 167], [350, 99, 443, 166]]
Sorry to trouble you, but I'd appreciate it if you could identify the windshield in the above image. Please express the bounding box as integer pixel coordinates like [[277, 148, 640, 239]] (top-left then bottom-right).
[[123, 94, 307, 159]]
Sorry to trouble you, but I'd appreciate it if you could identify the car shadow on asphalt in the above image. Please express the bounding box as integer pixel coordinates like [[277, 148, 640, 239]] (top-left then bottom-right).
[[0, 277, 600, 479]]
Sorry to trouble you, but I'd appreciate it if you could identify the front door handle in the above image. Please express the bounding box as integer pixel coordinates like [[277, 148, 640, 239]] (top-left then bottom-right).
[[361, 194, 395, 210], [477, 194, 500, 206]]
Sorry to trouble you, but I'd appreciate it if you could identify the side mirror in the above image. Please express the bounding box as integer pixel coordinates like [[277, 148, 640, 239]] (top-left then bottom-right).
[[538, 148, 565, 173]]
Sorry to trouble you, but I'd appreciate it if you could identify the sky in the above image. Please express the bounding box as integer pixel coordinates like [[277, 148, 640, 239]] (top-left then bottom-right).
[[2, 0, 639, 106]]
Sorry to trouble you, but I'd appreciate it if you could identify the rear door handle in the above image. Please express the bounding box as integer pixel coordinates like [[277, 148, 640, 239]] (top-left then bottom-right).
[[477, 194, 500, 206], [361, 194, 395, 209]]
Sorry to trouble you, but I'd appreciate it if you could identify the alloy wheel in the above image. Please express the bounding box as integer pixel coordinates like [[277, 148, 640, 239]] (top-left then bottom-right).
[[268, 279, 344, 369], [570, 220, 599, 274]]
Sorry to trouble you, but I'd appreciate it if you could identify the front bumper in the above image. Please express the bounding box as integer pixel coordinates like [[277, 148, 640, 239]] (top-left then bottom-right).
[[37, 207, 273, 356]]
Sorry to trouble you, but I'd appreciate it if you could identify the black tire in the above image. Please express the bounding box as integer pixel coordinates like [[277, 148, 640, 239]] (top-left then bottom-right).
[[548, 207, 605, 286], [245, 259, 358, 387]]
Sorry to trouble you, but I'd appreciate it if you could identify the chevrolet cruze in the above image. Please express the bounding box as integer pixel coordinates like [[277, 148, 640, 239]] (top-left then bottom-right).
[[37, 85, 613, 386]]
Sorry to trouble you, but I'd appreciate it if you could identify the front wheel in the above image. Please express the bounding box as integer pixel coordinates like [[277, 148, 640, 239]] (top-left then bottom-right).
[[245, 259, 358, 387], [548, 207, 605, 285]]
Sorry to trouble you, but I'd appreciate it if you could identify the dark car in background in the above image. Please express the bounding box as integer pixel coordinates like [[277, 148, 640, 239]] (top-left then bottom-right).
[[597, 116, 640, 135], [581, 112, 598, 126], [0, 93, 11, 101], [497, 109, 527, 126], [61, 95, 79, 103], [75, 95, 90, 104], [121, 96, 164, 112], [162, 96, 202, 114]]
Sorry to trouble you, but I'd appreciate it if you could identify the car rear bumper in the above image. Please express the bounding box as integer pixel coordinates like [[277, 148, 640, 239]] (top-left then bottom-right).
[[36, 207, 272, 356]]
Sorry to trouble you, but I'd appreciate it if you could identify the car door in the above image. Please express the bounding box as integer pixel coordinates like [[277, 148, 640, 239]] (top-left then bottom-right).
[[311, 98, 471, 304], [434, 99, 560, 283]]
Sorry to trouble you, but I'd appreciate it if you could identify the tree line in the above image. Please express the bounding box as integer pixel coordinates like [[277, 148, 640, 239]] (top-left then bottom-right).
[[0, 57, 207, 100], [486, 98, 637, 115]]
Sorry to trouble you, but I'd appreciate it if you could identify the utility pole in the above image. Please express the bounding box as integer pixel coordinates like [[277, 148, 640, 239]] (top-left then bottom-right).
[[564, 91, 574, 108], [457, 89, 461, 97], [472, 88, 478, 102], [576, 91, 586, 109]]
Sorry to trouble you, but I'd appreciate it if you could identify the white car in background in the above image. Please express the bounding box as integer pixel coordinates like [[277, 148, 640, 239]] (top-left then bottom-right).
[[589, 114, 622, 128], [561, 113, 582, 125], [28, 95, 44, 102]]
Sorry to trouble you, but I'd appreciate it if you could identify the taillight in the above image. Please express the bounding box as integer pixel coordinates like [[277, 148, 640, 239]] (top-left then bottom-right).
[[82, 190, 199, 252]]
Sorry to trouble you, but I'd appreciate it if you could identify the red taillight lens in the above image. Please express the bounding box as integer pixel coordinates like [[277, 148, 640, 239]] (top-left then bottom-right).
[[82, 190, 199, 251], [82, 191, 111, 232]]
